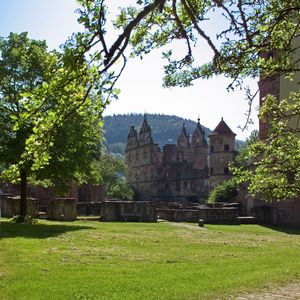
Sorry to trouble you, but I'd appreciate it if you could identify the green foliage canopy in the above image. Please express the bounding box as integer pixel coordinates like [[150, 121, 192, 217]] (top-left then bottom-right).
[[232, 94, 300, 201], [76, 0, 299, 87]]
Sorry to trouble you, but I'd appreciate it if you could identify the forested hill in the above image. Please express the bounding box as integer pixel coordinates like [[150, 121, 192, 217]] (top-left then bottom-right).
[[103, 114, 243, 155]]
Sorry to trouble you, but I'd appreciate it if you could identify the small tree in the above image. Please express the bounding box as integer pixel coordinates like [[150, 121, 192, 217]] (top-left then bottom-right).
[[93, 152, 134, 200]]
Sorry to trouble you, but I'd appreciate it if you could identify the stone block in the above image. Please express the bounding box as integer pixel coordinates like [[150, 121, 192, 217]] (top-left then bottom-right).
[[198, 219, 204, 227], [0, 195, 38, 217], [48, 198, 77, 221], [77, 202, 101, 216], [101, 201, 157, 222]]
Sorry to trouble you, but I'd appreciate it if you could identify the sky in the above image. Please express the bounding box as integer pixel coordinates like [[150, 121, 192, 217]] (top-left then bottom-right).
[[0, 0, 259, 140]]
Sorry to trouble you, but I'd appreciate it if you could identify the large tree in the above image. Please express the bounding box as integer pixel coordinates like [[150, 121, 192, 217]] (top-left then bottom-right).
[[72, 0, 299, 201], [0, 32, 107, 217]]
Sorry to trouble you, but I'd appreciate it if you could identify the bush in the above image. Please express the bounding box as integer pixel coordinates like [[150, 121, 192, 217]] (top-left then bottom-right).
[[208, 179, 239, 203], [9, 215, 38, 224]]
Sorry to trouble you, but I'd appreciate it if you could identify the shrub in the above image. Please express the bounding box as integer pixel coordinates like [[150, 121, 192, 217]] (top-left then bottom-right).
[[9, 215, 38, 224], [208, 179, 239, 203]]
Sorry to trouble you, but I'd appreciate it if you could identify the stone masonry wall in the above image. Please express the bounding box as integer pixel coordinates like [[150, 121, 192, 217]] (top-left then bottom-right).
[[101, 201, 157, 222], [0, 195, 39, 217], [272, 198, 300, 228], [48, 198, 77, 221], [157, 207, 239, 224]]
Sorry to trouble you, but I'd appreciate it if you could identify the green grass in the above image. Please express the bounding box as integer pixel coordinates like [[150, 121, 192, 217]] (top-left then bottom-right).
[[0, 219, 300, 300]]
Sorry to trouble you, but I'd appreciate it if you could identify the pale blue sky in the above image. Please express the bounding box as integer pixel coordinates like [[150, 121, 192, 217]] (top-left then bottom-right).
[[0, 0, 259, 140]]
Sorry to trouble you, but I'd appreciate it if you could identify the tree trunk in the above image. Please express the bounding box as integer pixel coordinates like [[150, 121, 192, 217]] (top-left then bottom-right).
[[20, 170, 27, 218]]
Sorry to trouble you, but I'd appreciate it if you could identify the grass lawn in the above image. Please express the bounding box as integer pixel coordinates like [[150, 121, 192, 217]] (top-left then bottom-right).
[[0, 219, 300, 299]]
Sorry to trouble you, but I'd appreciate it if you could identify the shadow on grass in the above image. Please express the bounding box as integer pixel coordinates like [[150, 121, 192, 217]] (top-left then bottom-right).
[[262, 225, 300, 235], [0, 220, 94, 239]]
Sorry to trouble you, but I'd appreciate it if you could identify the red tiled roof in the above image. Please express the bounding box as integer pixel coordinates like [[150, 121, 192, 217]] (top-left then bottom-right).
[[210, 118, 236, 135]]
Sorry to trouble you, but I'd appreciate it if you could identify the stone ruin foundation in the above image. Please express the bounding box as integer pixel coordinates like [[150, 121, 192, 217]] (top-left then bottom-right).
[[77, 202, 101, 216], [156, 202, 241, 224], [47, 198, 77, 221], [100, 200, 157, 222], [157, 206, 239, 224], [0, 194, 39, 218]]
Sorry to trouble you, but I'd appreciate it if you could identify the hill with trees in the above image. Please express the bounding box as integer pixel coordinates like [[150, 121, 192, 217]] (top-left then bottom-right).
[[103, 114, 244, 156]]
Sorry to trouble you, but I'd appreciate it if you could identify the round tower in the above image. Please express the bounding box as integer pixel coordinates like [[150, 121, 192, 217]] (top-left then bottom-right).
[[208, 118, 236, 188]]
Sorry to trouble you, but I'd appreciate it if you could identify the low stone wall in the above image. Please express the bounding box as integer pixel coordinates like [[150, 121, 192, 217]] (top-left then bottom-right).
[[272, 198, 300, 228], [157, 209, 200, 222], [48, 198, 77, 221], [77, 202, 101, 216], [0, 195, 39, 217], [101, 201, 157, 222], [247, 198, 300, 228], [198, 207, 239, 224], [158, 207, 239, 224], [251, 205, 272, 224]]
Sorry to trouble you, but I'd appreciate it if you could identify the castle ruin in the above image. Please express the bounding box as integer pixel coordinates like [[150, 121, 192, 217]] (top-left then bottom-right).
[[125, 116, 236, 202]]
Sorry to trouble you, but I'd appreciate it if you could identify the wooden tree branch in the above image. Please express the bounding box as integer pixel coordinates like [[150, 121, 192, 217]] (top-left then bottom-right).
[[98, 0, 109, 56], [181, 0, 220, 59], [103, 0, 166, 66], [172, 0, 192, 58]]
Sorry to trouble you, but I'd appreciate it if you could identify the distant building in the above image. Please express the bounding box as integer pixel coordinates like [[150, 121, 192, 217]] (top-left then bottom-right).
[[125, 116, 236, 202]]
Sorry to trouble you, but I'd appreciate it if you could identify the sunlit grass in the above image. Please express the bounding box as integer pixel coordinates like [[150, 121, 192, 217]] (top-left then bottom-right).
[[0, 219, 299, 299]]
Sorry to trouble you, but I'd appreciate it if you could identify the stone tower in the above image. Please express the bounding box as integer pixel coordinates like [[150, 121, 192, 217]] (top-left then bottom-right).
[[208, 118, 236, 188]]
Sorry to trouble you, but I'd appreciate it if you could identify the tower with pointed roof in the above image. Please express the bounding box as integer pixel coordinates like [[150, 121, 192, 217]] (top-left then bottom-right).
[[208, 118, 236, 188]]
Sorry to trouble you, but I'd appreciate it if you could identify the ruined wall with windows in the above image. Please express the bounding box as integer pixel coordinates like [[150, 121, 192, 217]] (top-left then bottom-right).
[[126, 116, 236, 202]]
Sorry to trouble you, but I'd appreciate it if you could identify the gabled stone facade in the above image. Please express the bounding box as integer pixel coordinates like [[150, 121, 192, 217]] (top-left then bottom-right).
[[126, 116, 236, 202]]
